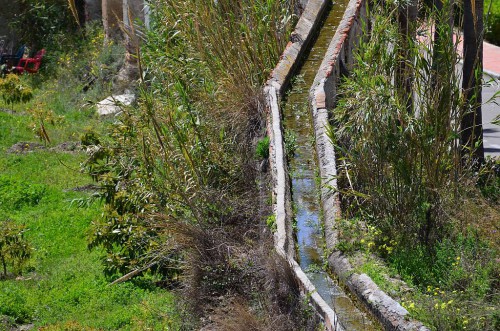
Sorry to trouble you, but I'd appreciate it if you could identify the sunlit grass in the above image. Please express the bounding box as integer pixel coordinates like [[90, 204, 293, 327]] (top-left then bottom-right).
[[0, 34, 182, 330]]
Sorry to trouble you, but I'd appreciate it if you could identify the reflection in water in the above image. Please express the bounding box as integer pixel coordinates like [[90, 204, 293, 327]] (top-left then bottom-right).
[[282, 2, 379, 330]]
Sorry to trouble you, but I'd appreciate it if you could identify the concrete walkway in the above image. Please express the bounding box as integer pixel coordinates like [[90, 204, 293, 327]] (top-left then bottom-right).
[[482, 75, 500, 157], [481, 41, 500, 158]]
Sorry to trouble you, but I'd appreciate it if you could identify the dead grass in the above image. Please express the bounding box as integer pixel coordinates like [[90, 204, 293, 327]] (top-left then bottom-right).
[[165, 215, 318, 330]]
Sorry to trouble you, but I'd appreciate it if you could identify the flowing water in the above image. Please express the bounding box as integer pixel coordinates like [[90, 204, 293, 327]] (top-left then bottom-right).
[[283, 1, 379, 329]]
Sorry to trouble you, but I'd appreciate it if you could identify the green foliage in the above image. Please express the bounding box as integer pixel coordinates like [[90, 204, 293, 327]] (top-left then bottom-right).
[[9, 0, 79, 51], [27, 102, 65, 144], [332, 2, 500, 329], [485, 0, 500, 45], [0, 220, 31, 278], [53, 22, 123, 94], [335, 217, 376, 254], [0, 119, 182, 329], [266, 214, 277, 233], [388, 232, 498, 290], [332, 1, 465, 246], [146, 0, 294, 96], [0, 25, 183, 329], [0, 75, 33, 107], [80, 128, 100, 147], [478, 157, 500, 202], [256, 136, 270, 159], [84, 0, 296, 281], [284, 131, 298, 158]]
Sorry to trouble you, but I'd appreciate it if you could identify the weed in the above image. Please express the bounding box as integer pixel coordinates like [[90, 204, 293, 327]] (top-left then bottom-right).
[[256, 136, 271, 159], [266, 214, 277, 233], [305, 263, 323, 274], [284, 131, 298, 158]]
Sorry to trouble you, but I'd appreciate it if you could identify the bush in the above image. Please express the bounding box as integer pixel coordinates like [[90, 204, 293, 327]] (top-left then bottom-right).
[[9, 0, 79, 52], [0, 75, 33, 107], [85, 0, 296, 279], [332, 2, 500, 329], [485, 0, 500, 45], [0, 219, 31, 279], [332, 2, 464, 246]]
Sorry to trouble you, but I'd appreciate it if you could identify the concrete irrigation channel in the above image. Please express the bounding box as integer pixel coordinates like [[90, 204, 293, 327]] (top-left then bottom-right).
[[265, 0, 430, 329], [281, 1, 376, 329]]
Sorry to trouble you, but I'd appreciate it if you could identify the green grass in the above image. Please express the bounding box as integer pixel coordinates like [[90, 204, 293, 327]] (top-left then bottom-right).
[[0, 74, 182, 331]]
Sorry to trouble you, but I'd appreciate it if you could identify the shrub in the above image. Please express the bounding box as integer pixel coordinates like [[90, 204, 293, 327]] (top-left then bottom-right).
[[85, 0, 296, 279], [9, 0, 79, 53], [332, 2, 500, 329], [27, 102, 65, 144], [0, 219, 31, 278], [332, 1, 468, 246], [80, 128, 100, 147], [0, 75, 33, 107], [485, 0, 500, 45]]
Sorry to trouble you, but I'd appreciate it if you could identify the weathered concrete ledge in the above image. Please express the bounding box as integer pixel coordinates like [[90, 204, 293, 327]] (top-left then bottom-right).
[[308, 0, 430, 329], [264, 0, 344, 329], [268, 0, 330, 95]]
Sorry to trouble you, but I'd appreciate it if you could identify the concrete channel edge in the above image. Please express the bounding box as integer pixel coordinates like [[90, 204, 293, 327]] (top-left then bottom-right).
[[308, 0, 431, 330], [264, 0, 344, 330]]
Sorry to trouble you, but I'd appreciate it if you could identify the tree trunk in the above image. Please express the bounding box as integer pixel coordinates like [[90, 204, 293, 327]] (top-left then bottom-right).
[[84, 0, 102, 22], [76, 0, 86, 26], [102, 0, 110, 41], [102, 0, 123, 41], [1, 254, 6, 278], [114, 0, 145, 90], [461, 0, 485, 165]]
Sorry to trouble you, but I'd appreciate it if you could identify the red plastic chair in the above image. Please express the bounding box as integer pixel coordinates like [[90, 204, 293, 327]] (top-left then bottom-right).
[[15, 49, 46, 74]]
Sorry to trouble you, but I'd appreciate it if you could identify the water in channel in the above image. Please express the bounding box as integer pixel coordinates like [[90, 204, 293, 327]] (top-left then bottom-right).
[[283, 2, 378, 330]]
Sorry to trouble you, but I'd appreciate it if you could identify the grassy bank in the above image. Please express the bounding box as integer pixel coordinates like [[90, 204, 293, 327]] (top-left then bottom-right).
[[2, 0, 312, 329], [0, 29, 182, 330]]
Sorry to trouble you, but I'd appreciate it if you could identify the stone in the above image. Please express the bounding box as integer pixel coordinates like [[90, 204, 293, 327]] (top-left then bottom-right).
[[96, 93, 135, 116]]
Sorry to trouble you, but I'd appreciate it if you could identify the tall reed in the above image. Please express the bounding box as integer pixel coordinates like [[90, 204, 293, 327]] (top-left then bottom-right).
[[332, 0, 466, 247], [86, 0, 297, 280]]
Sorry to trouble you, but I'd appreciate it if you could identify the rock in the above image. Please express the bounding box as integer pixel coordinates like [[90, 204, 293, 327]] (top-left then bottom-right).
[[96, 93, 135, 116], [7, 141, 46, 153], [17, 324, 34, 331]]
